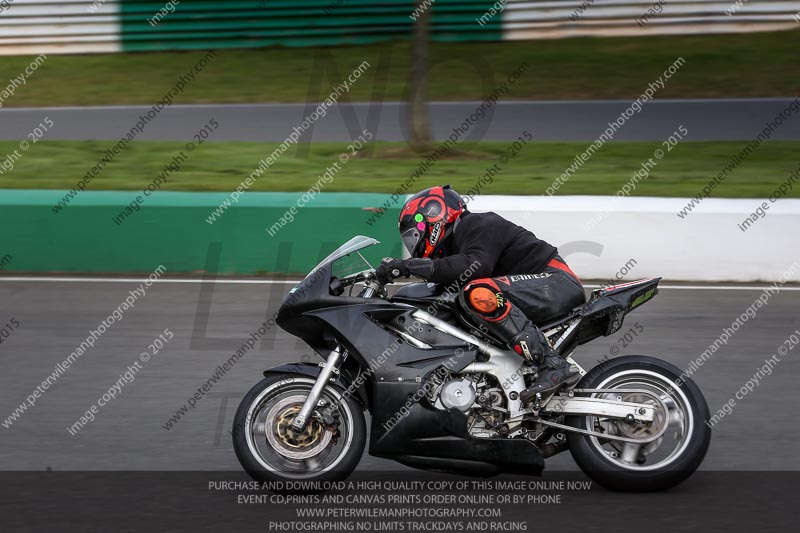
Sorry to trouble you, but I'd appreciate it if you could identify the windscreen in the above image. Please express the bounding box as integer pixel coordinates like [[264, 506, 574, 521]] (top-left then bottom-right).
[[307, 236, 380, 279]]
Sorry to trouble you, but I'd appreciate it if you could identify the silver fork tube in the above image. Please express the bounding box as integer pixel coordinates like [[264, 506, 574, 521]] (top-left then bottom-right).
[[292, 346, 343, 431]]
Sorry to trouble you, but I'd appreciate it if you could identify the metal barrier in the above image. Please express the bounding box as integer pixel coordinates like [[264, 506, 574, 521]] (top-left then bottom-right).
[[0, 0, 797, 55], [504, 0, 800, 39]]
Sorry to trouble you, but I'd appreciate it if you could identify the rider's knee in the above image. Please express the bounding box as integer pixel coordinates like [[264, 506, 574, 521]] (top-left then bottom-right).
[[461, 279, 508, 321]]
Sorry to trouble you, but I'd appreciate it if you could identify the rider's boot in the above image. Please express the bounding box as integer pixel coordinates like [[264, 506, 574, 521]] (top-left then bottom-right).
[[519, 350, 580, 404], [478, 305, 579, 403]]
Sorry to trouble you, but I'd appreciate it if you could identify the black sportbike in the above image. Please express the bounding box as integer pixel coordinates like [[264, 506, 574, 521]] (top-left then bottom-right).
[[233, 236, 710, 491]]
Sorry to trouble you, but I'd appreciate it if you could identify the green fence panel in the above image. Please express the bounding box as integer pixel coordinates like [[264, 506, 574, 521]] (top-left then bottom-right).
[[0, 190, 402, 275], [119, 0, 502, 52]]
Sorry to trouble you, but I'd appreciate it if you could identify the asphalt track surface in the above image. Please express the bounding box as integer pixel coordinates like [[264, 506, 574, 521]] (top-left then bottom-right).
[[1, 276, 798, 474], [1, 98, 799, 143]]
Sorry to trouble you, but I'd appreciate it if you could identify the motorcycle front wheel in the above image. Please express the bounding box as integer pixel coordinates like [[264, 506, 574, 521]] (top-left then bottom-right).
[[232, 374, 366, 486], [566, 355, 711, 492]]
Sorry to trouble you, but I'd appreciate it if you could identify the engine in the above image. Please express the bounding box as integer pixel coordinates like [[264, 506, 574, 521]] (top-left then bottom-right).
[[435, 378, 476, 412], [427, 372, 509, 439]]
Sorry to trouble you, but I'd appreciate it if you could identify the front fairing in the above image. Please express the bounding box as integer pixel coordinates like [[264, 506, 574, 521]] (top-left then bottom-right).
[[277, 236, 380, 350], [278, 235, 380, 314]]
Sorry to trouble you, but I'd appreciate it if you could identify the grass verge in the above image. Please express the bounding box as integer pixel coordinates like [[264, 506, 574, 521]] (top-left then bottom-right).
[[0, 30, 798, 107], [1, 140, 798, 199]]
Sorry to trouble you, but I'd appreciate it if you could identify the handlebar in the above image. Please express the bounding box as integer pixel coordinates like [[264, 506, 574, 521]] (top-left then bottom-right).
[[359, 273, 384, 298], [330, 270, 388, 299]]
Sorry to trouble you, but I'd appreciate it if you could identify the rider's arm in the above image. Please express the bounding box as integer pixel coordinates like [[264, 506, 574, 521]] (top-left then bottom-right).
[[426, 215, 502, 285]]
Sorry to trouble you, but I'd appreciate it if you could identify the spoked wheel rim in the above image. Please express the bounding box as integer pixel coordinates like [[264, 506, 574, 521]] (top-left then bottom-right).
[[244, 378, 354, 479], [586, 369, 694, 471]]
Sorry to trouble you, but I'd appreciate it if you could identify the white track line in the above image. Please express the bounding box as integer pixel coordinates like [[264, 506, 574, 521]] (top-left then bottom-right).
[[0, 276, 798, 291]]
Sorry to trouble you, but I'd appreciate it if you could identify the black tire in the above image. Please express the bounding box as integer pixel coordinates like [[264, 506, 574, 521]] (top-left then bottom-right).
[[566, 355, 710, 492], [232, 373, 366, 487]]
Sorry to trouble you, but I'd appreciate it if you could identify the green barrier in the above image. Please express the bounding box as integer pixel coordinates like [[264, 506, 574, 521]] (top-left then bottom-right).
[[119, 0, 502, 52], [0, 190, 402, 275]]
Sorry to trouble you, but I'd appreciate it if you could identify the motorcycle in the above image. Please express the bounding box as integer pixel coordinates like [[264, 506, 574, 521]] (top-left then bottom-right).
[[233, 236, 710, 491]]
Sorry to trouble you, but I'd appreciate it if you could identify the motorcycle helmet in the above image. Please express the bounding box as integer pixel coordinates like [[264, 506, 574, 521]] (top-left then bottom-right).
[[398, 185, 464, 258]]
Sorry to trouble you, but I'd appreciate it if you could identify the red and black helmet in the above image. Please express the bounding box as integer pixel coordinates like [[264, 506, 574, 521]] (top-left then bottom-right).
[[399, 185, 464, 258]]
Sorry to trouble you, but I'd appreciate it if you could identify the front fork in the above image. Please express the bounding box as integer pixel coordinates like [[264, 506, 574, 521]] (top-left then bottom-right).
[[291, 345, 344, 431], [292, 281, 381, 431]]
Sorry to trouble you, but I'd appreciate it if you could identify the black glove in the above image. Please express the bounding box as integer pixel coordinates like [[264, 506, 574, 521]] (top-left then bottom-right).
[[376, 257, 435, 285], [377, 258, 409, 285]]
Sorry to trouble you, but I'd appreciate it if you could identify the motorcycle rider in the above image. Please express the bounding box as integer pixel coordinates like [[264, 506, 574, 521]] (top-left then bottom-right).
[[377, 185, 586, 402]]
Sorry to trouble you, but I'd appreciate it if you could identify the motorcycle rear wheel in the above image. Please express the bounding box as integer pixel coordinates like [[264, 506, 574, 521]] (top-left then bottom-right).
[[566, 355, 710, 492]]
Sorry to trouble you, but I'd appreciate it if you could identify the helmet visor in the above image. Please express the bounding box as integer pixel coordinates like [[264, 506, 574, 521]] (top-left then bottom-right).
[[400, 226, 425, 258]]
